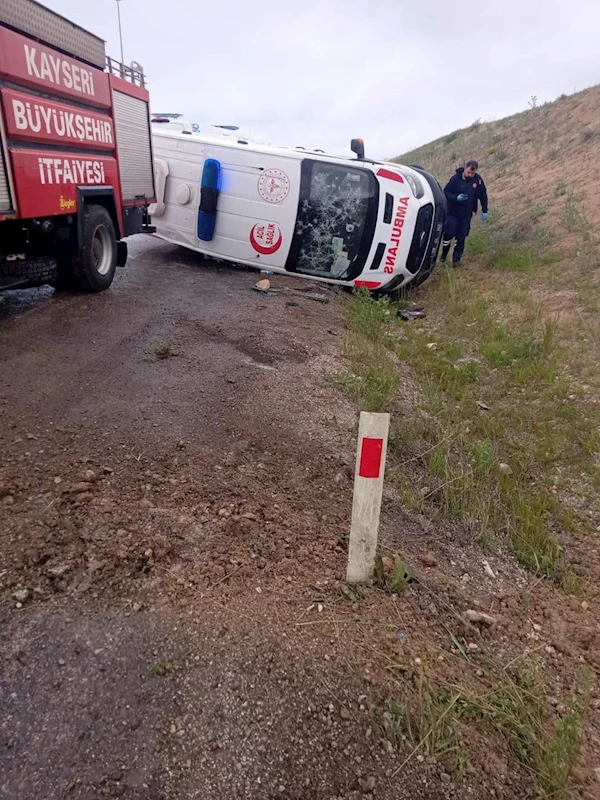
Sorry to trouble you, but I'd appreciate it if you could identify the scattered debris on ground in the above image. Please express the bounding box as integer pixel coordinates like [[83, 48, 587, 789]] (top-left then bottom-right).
[[397, 306, 427, 321]]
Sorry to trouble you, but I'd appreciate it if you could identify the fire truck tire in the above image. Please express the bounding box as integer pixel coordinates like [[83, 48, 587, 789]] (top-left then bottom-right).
[[0, 255, 58, 289], [72, 205, 118, 292]]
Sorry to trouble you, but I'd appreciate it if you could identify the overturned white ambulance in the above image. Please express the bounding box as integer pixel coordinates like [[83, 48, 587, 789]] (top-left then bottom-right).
[[149, 122, 446, 292]]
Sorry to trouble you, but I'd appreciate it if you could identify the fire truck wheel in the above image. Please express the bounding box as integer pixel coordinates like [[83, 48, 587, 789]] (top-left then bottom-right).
[[73, 205, 118, 292]]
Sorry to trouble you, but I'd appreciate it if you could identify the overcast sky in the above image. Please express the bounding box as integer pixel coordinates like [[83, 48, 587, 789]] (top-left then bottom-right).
[[46, 0, 599, 159]]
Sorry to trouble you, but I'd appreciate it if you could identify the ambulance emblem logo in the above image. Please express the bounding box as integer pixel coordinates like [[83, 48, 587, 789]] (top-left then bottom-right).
[[258, 168, 290, 204], [250, 222, 283, 255]]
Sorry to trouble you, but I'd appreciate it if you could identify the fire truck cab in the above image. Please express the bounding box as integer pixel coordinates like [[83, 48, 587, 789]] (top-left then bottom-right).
[[0, 0, 155, 292]]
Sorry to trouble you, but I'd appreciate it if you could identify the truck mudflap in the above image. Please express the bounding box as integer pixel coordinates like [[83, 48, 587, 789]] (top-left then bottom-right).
[[116, 241, 127, 267]]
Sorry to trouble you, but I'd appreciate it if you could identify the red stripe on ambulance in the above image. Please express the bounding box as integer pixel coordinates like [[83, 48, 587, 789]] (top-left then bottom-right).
[[354, 280, 382, 289], [376, 167, 405, 184]]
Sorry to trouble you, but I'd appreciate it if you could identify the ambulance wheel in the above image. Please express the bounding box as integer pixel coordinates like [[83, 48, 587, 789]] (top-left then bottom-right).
[[73, 205, 117, 292]]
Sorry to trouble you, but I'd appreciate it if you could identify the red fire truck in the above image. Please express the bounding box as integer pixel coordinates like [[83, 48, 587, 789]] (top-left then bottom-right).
[[0, 0, 155, 292]]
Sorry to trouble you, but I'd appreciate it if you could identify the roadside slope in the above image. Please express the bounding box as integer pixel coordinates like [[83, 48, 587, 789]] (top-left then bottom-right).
[[395, 84, 600, 239], [326, 86, 600, 799]]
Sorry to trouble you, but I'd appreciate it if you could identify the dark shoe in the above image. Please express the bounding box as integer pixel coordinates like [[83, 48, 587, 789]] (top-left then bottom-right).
[[452, 260, 461, 268], [440, 254, 447, 264]]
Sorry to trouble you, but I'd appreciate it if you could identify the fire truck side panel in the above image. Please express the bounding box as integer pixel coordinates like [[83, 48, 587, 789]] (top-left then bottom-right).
[[0, 27, 111, 109], [1, 88, 115, 151], [9, 149, 121, 219], [110, 79, 155, 202]]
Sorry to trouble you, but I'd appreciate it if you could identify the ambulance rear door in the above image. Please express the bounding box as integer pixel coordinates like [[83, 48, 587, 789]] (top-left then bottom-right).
[[203, 141, 301, 268]]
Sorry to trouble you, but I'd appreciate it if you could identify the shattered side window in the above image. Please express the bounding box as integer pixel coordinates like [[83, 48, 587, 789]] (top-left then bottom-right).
[[290, 161, 377, 280]]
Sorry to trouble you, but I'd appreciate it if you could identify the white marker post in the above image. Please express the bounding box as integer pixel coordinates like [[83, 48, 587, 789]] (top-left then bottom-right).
[[346, 411, 390, 584]]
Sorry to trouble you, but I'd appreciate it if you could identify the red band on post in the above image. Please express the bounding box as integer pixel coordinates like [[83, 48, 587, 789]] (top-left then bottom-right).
[[358, 437, 384, 479]]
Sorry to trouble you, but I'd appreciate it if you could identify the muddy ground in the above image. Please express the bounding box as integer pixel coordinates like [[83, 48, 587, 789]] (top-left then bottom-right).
[[1, 239, 599, 800]]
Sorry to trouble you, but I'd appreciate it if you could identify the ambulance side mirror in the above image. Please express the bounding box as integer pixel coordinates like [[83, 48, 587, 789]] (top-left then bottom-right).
[[351, 138, 365, 160]]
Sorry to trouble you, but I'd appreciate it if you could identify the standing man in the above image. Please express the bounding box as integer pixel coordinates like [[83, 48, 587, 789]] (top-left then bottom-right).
[[440, 160, 488, 267]]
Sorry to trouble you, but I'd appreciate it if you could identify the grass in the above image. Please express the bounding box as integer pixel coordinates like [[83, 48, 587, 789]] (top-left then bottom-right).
[[562, 193, 588, 234], [339, 267, 600, 582], [465, 209, 552, 273], [339, 272, 596, 791], [149, 657, 186, 676], [457, 662, 590, 798], [373, 554, 413, 592], [348, 288, 390, 339], [330, 290, 397, 412], [537, 689, 589, 796], [151, 340, 175, 361], [393, 86, 600, 235], [560, 191, 600, 274], [354, 84, 599, 795], [459, 665, 544, 768], [373, 671, 466, 774], [555, 179, 568, 197], [331, 362, 396, 413], [371, 655, 589, 795]]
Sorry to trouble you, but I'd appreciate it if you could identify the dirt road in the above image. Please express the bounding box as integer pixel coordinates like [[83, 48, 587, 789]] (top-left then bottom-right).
[[5, 239, 592, 800], [0, 240, 418, 800]]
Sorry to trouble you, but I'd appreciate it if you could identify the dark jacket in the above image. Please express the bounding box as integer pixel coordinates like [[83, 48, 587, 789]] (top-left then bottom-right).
[[444, 168, 488, 218]]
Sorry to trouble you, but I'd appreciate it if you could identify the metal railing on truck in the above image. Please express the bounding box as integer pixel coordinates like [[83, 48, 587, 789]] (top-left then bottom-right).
[[105, 57, 146, 88]]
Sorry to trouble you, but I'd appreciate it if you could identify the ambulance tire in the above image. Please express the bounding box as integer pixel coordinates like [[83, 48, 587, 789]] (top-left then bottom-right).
[[72, 205, 118, 292]]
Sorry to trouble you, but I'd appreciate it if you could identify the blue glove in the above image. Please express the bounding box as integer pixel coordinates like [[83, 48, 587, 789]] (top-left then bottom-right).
[[482, 212, 489, 221], [457, 193, 469, 202]]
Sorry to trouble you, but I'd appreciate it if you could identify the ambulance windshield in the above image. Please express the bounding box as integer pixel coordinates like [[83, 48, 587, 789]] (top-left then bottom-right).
[[285, 161, 378, 280]]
